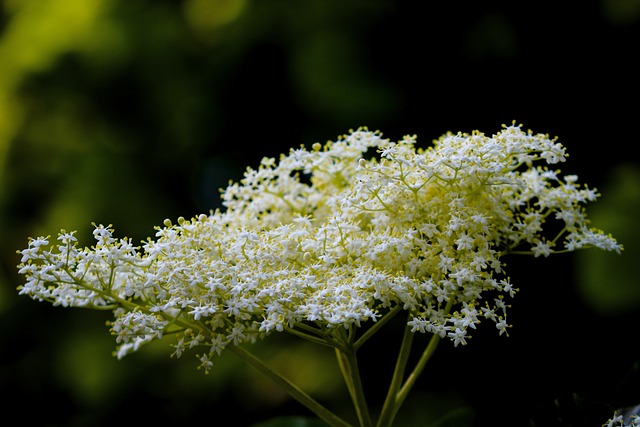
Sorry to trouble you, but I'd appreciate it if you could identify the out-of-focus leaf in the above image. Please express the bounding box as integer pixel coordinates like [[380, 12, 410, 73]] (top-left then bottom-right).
[[575, 163, 640, 315]]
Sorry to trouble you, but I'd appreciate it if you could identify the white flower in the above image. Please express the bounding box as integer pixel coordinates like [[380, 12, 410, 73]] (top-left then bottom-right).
[[532, 239, 553, 257], [447, 327, 468, 347]]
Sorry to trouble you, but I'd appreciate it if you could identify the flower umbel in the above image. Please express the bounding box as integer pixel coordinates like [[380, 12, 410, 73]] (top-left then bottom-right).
[[17, 123, 622, 427]]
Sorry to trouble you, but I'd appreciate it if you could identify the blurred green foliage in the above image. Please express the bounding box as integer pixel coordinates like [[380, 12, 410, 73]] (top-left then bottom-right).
[[575, 164, 640, 315], [1, 1, 639, 426]]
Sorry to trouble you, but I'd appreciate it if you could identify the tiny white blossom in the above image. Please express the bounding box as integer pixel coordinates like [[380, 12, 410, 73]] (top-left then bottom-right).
[[447, 327, 468, 347]]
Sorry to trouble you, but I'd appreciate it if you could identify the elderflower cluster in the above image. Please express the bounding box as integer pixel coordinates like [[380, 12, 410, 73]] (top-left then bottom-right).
[[605, 413, 640, 427], [17, 124, 621, 369]]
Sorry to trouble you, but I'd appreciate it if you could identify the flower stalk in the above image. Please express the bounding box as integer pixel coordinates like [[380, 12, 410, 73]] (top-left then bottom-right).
[[230, 344, 353, 427], [376, 317, 416, 427]]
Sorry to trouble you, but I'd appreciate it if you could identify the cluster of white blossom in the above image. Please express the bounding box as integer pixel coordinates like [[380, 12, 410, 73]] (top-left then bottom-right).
[[17, 123, 621, 370], [605, 413, 640, 427]]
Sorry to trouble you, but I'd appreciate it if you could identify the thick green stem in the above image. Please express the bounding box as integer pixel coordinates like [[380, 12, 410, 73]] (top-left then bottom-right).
[[335, 346, 373, 427], [229, 345, 353, 427], [375, 318, 415, 427]]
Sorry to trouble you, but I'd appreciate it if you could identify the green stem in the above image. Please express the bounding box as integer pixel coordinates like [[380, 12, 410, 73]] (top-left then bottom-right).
[[335, 348, 357, 407], [375, 317, 415, 427], [394, 332, 440, 410], [335, 346, 373, 427], [354, 305, 401, 350], [286, 326, 339, 348], [376, 299, 453, 426], [229, 345, 353, 427], [394, 299, 453, 410]]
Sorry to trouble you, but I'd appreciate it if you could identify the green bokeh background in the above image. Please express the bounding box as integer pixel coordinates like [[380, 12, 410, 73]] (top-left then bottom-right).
[[1, 1, 639, 426]]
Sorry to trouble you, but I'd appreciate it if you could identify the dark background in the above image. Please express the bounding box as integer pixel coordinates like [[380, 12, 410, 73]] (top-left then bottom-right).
[[1, 1, 639, 426]]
